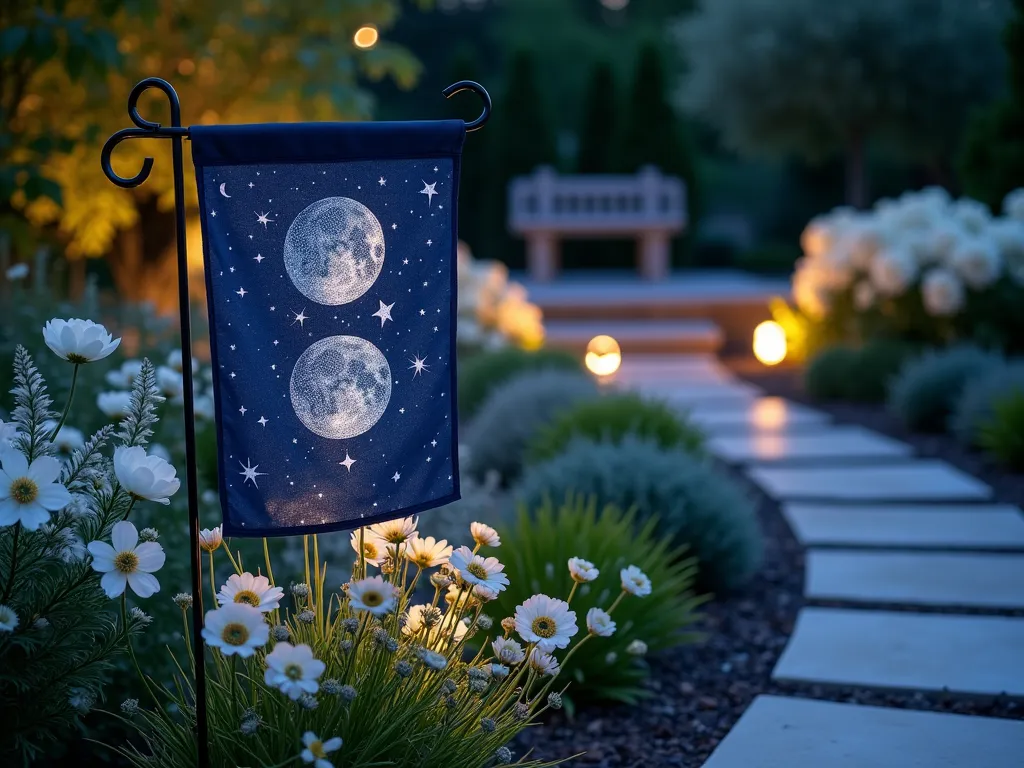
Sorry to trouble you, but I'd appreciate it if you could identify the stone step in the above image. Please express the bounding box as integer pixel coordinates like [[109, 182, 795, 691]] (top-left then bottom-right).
[[806, 550, 1024, 608], [702, 695, 1024, 768], [708, 426, 912, 465], [543, 318, 724, 355], [773, 607, 1024, 697], [685, 397, 831, 434], [782, 503, 1024, 550]]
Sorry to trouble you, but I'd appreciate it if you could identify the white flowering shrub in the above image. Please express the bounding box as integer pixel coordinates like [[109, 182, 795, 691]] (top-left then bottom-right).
[[789, 186, 1024, 353], [118, 517, 646, 767]]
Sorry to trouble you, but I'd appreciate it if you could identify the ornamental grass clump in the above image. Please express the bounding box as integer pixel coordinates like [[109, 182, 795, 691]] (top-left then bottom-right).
[[458, 347, 582, 420], [950, 362, 1024, 446], [978, 391, 1024, 470], [117, 516, 648, 767]]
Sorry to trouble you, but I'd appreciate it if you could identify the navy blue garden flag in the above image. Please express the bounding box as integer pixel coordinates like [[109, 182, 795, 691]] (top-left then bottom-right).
[[191, 121, 465, 537]]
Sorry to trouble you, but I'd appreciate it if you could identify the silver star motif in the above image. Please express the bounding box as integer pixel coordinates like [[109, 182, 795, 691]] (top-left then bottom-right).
[[391, 223, 397, 230], [273, 340, 279, 346], [271, 364, 276, 371], [409, 355, 429, 377], [339, 453, 357, 472], [255, 211, 275, 227], [230, 344, 236, 351], [422, 281, 428, 287], [431, 439, 437, 447], [239, 458, 266, 488], [419, 180, 438, 206], [426, 456, 432, 462], [419, 309, 425, 316], [229, 267, 235, 273], [257, 416, 268, 427], [248, 182, 254, 188], [433, 326, 439, 332], [230, 372, 237, 378], [239, 405, 247, 415], [399, 407, 405, 414], [254, 254, 264, 263], [433, 166, 439, 172], [378, 177, 386, 186], [292, 438, 298, 444], [402, 258, 409, 265], [392, 472, 401, 482], [426, 239, 432, 246], [210, 210, 216, 217], [236, 287, 247, 298], [372, 300, 395, 327], [292, 309, 308, 327]]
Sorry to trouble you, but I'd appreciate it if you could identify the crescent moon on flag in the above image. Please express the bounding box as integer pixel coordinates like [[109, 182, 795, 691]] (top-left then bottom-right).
[[219, 183, 231, 198]]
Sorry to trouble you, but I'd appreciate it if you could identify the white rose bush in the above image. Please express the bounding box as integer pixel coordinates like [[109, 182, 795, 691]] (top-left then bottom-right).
[[789, 186, 1024, 353]]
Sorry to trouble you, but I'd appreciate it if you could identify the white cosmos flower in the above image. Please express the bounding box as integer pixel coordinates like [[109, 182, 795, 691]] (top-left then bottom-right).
[[449, 546, 509, 593], [347, 576, 398, 615], [921, 268, 965, 317], [113, 446, 180, 505], [97, 391, 132, 419], [368, 515, 419, 544], [527, 648, 560, 677], [0, 604, 18, 632], [951, 237, 1001, 289], [105, 360, 143, 389], [568, 557, 599, 583], [869, 246, 917, 297], [87, 521, 165, 598], [167, 349, 199, 374], [199, 526, 222, 552], [350, 528, 389, 566], [403, 604, 467, 647], [492, 636, 526, 665], [620, 565, 652, 597], [514, 594, 578, 651], [952, 197, 992, 235], [192, 394, 215, 421], [201, 602, 268, 657], [42, 421, 85, 454], [155, 366, 183, 400], [586, 607, 616, 637], [0, 447, 72, 530], [0, 419, 19, 448], [470, 521, 501, 548], [218, 572, 284, 612], [1003, 188, 1024, 221], [265, 642, 325, 700], [405, 536, 452, 568], [42, 318, 120, 364], [301, 731, 342, 768]]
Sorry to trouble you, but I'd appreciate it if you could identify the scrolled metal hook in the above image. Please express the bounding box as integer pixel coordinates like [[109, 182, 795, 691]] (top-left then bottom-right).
[[101, 77, 187, 189], [442, 80, 491, 132]]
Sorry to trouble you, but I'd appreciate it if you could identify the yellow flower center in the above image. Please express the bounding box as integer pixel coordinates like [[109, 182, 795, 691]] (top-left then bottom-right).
[[531, 616, 556, 638], [284, 663, 303, 681], [361, 590, 384, 607], [66, 352, 90, 364], [114, 551, 139, 574], [233, 590, 261, 607], [221, 622, 249, 646], [466, 562, 487, 580], [10, 477, 38, 504], [364, 542, 380, 560], [309, 740, 326, 759]]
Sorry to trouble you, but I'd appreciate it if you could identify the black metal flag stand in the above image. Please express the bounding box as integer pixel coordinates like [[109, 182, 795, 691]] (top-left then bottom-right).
[[100, 76, 490, 768]]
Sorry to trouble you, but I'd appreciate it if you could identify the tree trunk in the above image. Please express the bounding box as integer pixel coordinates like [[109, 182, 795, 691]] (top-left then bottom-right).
[[845, 133, 868, 209]]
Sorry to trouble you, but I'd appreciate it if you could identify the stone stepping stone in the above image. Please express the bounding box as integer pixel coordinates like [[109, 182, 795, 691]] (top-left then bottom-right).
[[638, 380, 763, 406], [806, 550, 1024, 608], [773, 607, 1024, 697], [708, 426, 912, 464], [685, 397, 831, 434], [783, 503, 1024, 550], [748, 462, 991, 502], [703, 694, 1024, 768]]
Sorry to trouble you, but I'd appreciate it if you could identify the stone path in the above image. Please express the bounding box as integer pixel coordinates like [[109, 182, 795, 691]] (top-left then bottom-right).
[[617, 355, 1024, 767]]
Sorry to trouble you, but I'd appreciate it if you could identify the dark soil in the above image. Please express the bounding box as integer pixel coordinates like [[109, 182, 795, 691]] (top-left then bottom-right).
[[515, 364, 1024, 768]]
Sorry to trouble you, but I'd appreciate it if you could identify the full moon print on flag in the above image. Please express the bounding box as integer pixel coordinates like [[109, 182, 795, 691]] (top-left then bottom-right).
[[290, 335, 392, 439], [284, 197, 385, 305]]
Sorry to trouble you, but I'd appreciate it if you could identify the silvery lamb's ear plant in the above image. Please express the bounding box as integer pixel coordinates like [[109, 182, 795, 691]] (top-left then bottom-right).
[[0, 321, 180, 762]]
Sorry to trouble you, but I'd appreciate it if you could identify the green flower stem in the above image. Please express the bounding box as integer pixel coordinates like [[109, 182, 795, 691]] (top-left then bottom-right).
[[230, 655, 239, 724], [48, 363, 80, 442], [121, 594, 162, 711], [606, 590, 627, 616], [209, 551, 218, 607], [566, 582, 579, 605], [262, 538, 275, 587], [121, 497, 136, 522], [222, 543, 242, 574], [1, 523, 21, 603]]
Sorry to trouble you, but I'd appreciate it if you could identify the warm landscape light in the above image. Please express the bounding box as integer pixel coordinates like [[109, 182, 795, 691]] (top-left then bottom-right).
[[353, 26, 379, 49], [585, 334, 622, 377], [753, 320, 787, 366]]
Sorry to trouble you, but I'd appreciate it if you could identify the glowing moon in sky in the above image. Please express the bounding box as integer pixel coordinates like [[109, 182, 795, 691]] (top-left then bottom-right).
[[284, 197, 385, 305], [290, 335, 391, 439], [219, 183, 231, 198]]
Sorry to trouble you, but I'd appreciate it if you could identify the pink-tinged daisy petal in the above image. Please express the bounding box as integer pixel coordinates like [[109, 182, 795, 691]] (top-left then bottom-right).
[[36, 482, 72, 511], [18, 502, 50, 531], [133, 542, 165, 573], [127, 571, 160, 598], [27, 455, 61, 485], [101, 570, 128, 598], [110, 521, 138, 552], [0, 447, 29, 479]]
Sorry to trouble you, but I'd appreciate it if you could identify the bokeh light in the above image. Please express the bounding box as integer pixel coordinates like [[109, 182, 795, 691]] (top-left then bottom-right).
[[585, 334, 622, 377], [753, 320, 787, 366], [353, 26, 379, 49]]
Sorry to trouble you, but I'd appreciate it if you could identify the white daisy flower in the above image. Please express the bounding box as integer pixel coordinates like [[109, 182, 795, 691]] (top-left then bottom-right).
[[350, 528, 388, 566], [113, 446, 181, 505], [264, 642, 326, 700], [626, 639, 648, 656], [472, 584, 498, 602], [0, 604, 18, 632], [301, 731, 342, 768], [201, 603, 268, 657], [951, 236, 1002, 289], [405, 536, 452, 568], [346, 575, 398, 615], [470, 521, 501, 548], [166, 349, 198, 374], [217, 572, 284, 613], [620, 565, 652, 597], [87, 521, 166, 598], [492, 636, 526, 665], [198, 526, 222, 552], [0, 419, 20, 448], [105, 360, 144, 389], [97, 391, 132, 420], [567, 557, 599, 583], [921, 268, 965, 317], [0, 447, 72, 531], [42, 318, 120, 364], [368, 515, 419, 544], [449, 546, 509, 594], [586, 607, 616, 637], [155, 365, 183, 400], [403, 604, 467, 647], [869, 245, 917, 297], [42, 421, 85, 455], [445, 583, 473, 610], [527, 648, 560, 677], [514, 594, 578, 651]]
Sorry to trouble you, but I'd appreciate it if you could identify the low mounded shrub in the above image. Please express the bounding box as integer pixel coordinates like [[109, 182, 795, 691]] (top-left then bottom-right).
[[528, 392, 704, 464], [887, 345, 1003, 432], [464, 369, 599, 484], [514, 437, 762, 592], [457, 347, 582, 420], [844, 339, 921, 402], [979, 391, 1024, 470], [805, 346, 859, 400], [950, 362, 1024, 446], [491, 496, 705, 708]]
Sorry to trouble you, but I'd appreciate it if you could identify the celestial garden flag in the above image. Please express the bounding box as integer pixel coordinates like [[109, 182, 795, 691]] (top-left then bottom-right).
[[191, 121, 466, 536]]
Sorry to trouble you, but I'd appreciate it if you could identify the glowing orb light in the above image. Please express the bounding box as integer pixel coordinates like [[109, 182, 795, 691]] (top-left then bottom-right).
[[585, 335, 622, 377], [753, 321, 787, 366], [354, 26, 379, 49]]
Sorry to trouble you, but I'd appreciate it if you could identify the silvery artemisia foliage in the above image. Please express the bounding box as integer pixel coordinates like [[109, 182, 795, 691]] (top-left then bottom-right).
[[0, 348, 162, 762]]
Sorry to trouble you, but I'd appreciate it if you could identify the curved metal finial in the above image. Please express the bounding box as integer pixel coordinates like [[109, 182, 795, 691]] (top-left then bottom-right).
[[101, 77, 188, 188], [442, 80, 491, 132]]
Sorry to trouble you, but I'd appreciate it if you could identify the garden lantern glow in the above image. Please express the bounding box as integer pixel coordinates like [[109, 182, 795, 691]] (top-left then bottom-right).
[[585, 334, 622, 377], [753, 320, 787, 366], [353, 26, 379, 49]]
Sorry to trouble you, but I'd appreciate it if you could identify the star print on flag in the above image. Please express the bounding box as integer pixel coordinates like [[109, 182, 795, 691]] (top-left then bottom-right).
[[191, 120, 465, 537]]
